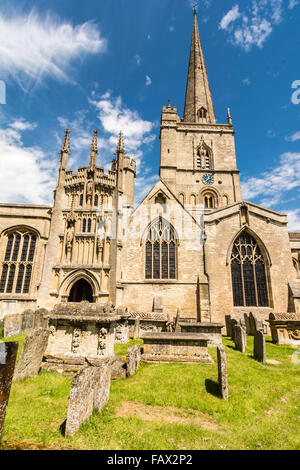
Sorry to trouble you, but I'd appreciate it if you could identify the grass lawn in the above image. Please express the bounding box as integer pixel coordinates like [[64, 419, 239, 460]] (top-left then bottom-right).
[[0, 334, 299, 450]]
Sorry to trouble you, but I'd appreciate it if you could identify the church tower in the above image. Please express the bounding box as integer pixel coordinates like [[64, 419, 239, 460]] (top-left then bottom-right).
[[159, 10, 242, 211]]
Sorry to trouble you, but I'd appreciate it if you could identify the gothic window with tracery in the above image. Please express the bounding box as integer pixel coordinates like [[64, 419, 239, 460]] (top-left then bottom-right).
[[197, 141, 212, 169], [0, 230, 37, 294], [231, 232, 269, 307], [145, 218, 177, 280]]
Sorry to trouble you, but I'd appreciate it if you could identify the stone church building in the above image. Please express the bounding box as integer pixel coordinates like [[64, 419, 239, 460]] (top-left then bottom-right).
[[0, 11, 299, 323]]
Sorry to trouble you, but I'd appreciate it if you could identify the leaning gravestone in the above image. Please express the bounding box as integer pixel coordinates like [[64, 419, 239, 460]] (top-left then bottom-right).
[[0, 342, 18, 437], [65, 364, 111, 436], [254, 330, 266, 363], [126, 344, 141, 377], [14, 328, 50, 381], [217, 345, 229, 400], [234, 325, 247, 353]]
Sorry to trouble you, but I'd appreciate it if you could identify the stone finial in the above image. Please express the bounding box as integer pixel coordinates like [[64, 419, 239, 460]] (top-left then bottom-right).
[[89, 129, 98, 168], [60, 129, 70, 155], [167, 99, 171, 109], [116, 131, 125, 155], [227, 108, 233, 126]]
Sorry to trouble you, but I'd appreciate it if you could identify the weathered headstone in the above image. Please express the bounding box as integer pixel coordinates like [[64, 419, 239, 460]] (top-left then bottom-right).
[[3, 314, 22, 338], [14, 328, 50, 381], [153, 296, 163, 314], [111, 356, 127, 379], [21, 310, 34, 332], [249, 312, 257, 335], [133, 318, 140, 339], [225, 315, 232, 337], [239, 317, 246, 332], [230, 319, 238, 342], [65, 364, 111, 436], [244, 313, 251, 335], [115, 320, 129, 344], [217, 345, 228, 400], [0, 342, 18, 437], [234, 325, 247, 353], [254, 330, 266, 363], [126, 344, 141, 377]]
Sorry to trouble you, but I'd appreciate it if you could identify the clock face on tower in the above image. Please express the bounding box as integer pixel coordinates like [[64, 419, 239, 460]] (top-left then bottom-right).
[[202, 174, 214, 186]]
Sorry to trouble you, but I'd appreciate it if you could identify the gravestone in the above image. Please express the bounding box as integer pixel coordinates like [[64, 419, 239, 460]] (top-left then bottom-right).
[[249, 312, 257, 335], [3, 314, 22, 338], [234, 325, 247, 353], [14, 328, 50, 381], [153, 296, 163, 314], [239, 318, 246, 332], [230, 319, 238, 342], [225, 315, 232, 336], [126, 344, 141, 377], [0, 342, 18, 437], [217, 345, 229, 400], [244, 313, 251, 335], [21, 310, 34, 332], [133, 318, 140, 339], [65, 364, 111, 436], [254, 330, 266, 363]]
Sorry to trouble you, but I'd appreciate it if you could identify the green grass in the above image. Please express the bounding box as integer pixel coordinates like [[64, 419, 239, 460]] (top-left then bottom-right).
[[0, 336, 299, 450]]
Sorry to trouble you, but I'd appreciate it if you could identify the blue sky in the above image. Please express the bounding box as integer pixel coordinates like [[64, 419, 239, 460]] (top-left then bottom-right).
[[0, 0, 299, 229]]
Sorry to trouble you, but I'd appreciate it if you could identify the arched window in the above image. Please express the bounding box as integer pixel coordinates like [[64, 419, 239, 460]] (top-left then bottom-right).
[[197, 141, 212, 169], [202, 192, 217, 209], [82, 219, 86, 233], [197, 107, 207, 121], [79, 194, 83, 206], [231, 232, 269, 307], [87, 218, 92, 233], [145, 217, 177, 280], [94, 194, 98, 207], [0, 230, 37, 294]]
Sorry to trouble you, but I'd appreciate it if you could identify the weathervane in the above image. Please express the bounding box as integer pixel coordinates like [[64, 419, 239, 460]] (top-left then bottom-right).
[[192, 2, 199, 12]]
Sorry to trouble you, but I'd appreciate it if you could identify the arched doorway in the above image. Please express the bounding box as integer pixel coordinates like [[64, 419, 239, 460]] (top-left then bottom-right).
[[68, 279, 94, 303]]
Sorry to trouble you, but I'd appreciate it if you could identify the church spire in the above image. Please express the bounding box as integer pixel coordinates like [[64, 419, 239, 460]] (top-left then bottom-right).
[[183, 10, 216, 124], [89, 129, 98, 168]]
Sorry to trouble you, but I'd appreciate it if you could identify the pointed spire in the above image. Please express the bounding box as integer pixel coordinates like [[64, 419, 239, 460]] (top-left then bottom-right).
[[59, 129, 70, 170], [89, 129, 98, 168], [60, 129, 70, 155], [183, 10, 216, 124], [116, 131, 125, 155]]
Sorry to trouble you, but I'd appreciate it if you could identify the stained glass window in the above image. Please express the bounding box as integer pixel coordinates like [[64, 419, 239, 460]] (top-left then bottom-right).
[[231, 232, 269, 307], [145, 218, 177, 280]]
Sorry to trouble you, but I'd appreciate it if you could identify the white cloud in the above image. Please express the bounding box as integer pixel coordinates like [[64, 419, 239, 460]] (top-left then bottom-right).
[[169, 26, 175, 32], [145, 75, 152, 86], [285, 209, 300, 231], [286, 131, 300, 142], [242, 78, 251, 86], [135, 54, 142, 66], [288, 0, 299, 9], [90, 91, 156, 166], [0, 10, 106, 90], [219, 1, 289, 51], [219, 5, 241, 30], [0, 120, 56, 204], [147, 33, 151, 40], [241, 152, 300, 209]]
